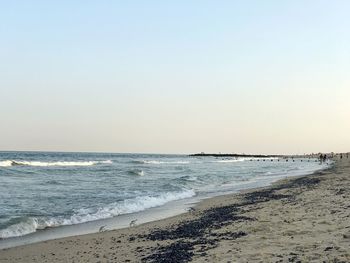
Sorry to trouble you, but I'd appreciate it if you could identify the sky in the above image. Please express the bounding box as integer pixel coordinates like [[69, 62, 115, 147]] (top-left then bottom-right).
[[1, 1, 349, 154]]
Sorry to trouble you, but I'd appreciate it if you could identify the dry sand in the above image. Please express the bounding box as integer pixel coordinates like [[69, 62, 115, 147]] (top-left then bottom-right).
[[1, 157, 349, 263]]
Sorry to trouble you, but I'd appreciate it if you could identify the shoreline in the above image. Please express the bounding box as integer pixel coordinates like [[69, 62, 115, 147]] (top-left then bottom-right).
[[1, 157, 349, 262], [0, 159, 328, 250]]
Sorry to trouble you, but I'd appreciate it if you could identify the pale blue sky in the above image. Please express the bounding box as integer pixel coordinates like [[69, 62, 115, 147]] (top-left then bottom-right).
[[1, 1, 349, 154]]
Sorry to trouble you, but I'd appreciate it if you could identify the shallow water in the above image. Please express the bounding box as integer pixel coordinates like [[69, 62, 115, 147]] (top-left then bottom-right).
[[0, 151, 328, 240]]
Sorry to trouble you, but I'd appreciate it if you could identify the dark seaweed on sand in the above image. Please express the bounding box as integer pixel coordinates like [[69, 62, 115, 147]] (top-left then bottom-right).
[[141, 173, 323, 262], [140, 203, 252, 262]]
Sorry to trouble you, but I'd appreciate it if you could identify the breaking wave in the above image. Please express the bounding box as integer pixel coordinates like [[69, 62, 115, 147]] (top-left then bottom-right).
[[0, 161, 12, 167], [0, 189, 195, 239], [133, 160, 190, 165], [0, 160, 112, 167], [127, 169, 145, 176]]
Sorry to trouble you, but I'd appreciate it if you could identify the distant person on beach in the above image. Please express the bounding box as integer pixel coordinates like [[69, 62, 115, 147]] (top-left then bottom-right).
[[323, 154, 327, 162]]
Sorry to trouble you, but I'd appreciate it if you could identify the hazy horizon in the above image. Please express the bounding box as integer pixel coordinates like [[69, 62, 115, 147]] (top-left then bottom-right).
[[1, 1, 349, 154], [0, 150, 346, 156]]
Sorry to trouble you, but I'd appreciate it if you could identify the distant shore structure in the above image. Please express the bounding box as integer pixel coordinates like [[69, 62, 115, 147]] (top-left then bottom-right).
[[189, 153, 284, 158], [189, 153, 341, 159]]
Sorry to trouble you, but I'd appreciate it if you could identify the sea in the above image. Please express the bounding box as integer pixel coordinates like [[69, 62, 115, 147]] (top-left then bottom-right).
[[0, 151, 330, 248]]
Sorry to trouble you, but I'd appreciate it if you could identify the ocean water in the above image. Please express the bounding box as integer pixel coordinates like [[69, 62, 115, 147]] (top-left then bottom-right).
[[0, 151, 329, 240]]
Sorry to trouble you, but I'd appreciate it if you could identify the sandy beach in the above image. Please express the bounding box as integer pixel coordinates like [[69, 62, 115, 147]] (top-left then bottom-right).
[[0, 156, 349, 263]]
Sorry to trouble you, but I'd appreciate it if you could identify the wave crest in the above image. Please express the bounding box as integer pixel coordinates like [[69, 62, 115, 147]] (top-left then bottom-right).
[[0, 160, 112, 167], [134, 160, 190, 165], [0, 161, 12, 167], [0, 189, 195, 239], [127, 169, 145, 176]]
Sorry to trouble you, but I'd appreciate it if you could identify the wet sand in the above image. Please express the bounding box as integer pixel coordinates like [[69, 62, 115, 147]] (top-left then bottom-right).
[[1, 157, 349, 262]]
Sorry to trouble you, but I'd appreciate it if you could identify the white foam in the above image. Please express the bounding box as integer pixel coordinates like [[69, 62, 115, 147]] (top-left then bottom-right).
[[139, 160, 190, 165], [0, 218, 39, 239], [0, 160, 112, 167], [0, 160, 13, 167], [0, 189, 195, 239], [0, 217, 70, 239], [70, 189, 195, 224]]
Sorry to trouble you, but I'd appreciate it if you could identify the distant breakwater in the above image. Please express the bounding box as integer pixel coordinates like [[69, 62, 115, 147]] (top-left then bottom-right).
[[189, 153, 284, 158]]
